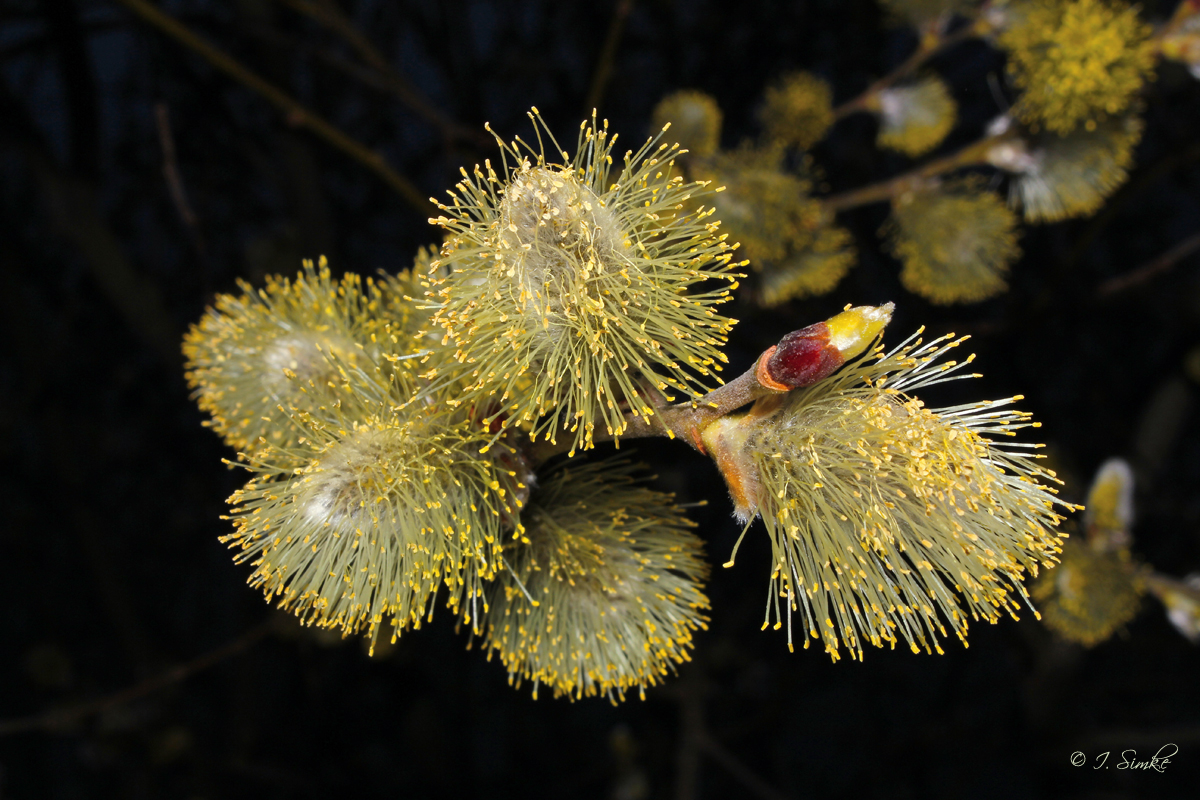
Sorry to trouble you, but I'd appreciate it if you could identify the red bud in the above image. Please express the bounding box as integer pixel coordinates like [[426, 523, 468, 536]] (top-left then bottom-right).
[[758, 323, 843, 390], [757, 304, 894, 391]]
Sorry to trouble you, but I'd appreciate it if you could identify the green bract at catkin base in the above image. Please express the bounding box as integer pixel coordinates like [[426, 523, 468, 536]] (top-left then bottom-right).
[[702, 328, 1074, 661], [426, 109, 743, 456], [182, 257, 424, 457], [483, 459, 709, 702], [223, 359, 532, 653]]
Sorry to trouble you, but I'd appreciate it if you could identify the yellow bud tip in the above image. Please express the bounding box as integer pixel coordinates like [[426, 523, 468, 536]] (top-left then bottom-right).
[[825, 302, 895, 360]]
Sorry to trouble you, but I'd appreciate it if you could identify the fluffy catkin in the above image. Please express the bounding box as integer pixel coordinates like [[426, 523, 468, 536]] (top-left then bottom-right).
[[427, 110, 742, 455], [483, 459, 709, 701], [702, 329, 1071, 660]]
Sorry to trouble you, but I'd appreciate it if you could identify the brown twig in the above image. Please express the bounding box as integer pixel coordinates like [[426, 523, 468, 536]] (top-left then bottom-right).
[[154, 102, 205, 255], [113, 0, 432, 216], [584, 0, 635, 116], [527, 356, 781, 465], [0, 621, 274, 736], [240, 20, 487, 149], [822, 133, 1002, 212], [1145, 571, 1200, 606], [698, 734, 792, 800], [1095, 232, 1200, 298]]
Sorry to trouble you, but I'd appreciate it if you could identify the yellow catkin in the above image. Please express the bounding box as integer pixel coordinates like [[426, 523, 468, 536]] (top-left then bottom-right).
[[1159, 5, 1200, 79], [703, 329, 1072, 660], [987, 114, 1143, 223], [651, 90, 724, 158], [760, 225, 857, 305], [223, 364, 530, 648], [885, 180, 1021, 304], [1031, 538, 1143, 646], [999, 0, 1155, 135], [1155, 575, 1200, 643], [427, 110, 742, 455], [873, 75, 957, 157], [483, 460, 709, 701], [758, 72, 835, 151], [691, 144, 825, 269], [1084, 458, 1134, 542], [182, 257, 424, 457]]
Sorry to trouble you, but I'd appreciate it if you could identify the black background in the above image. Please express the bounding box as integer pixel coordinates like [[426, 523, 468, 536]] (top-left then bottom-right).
[[2, 1, 1200, 798]]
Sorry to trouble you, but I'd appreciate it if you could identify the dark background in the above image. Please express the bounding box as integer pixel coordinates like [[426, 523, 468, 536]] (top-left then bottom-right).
[[3, 1, 1200, 798]]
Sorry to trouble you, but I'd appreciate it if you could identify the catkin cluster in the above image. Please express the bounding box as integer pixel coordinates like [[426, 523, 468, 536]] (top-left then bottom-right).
[[644, 0, 1173, 307], [185, 110, 1076, 701], [652, 84, 858, 306]]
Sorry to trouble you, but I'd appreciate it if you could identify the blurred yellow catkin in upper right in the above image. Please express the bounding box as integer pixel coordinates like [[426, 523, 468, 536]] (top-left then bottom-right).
[[999, 0, 1155, 135]]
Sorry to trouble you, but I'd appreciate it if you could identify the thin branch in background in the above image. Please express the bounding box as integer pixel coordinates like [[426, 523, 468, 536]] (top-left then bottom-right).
[[1146, 571, 1200, 606], [1065, 141, 1200, 271], [673, 673, 791, 800], [1095, 231, 1200, 298], [698, 734, 792, 800], [236, 18, 492, 157], [276, 0, 489, 148], [154, 102, 205, 256], [584, 0, 634, 115], [821, 132, 1003, 212], [6, 126, 179, 361], [831, 19, 980, 120], [113, 0, 432, 216], [0, 621, 274, 737]]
